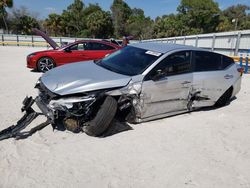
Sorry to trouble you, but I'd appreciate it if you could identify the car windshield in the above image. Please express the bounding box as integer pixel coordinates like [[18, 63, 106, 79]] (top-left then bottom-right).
[[96, 46, 162, 76]]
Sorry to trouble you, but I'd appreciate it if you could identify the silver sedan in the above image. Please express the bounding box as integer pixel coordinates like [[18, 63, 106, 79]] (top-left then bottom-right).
[[35, 42, 242, 136]]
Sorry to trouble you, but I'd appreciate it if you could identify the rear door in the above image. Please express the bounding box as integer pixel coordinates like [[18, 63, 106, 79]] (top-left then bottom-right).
[[140, 51, 193, 118], [192, 51, 235, 107], [86, 41, 117, 59]]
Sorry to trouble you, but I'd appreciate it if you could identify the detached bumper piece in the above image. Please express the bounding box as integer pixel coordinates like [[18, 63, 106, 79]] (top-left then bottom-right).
[[0, 96, 50, 141]]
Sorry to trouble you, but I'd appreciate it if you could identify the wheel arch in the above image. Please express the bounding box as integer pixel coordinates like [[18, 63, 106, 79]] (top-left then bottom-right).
[[215, 85, 233, 107], [36, 56, 56, 72], [36, 56, 56, 67]]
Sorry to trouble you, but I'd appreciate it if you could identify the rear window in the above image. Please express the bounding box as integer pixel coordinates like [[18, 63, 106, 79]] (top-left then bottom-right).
[[194, 51, 222, 72], [222, 56, 234, 69], [89, 42, 115, 50], [68, 42, 115, 51]]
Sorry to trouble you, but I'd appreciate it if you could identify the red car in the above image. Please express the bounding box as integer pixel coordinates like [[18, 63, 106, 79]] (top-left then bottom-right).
[[27, 29, 121, 72]]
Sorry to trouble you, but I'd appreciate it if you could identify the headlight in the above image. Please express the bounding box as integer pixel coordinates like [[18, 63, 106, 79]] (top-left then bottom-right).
[[28, 53, 37, 58], [120, 81, 142, 94], [35, 78, 40, 86], [48, 96, 95, 109], [35, 78, 42, 89]]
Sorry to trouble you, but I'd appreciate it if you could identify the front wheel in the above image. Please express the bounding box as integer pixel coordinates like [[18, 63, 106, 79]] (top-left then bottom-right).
[[37, 57, 55, 72], [83, 96, 117, 137]]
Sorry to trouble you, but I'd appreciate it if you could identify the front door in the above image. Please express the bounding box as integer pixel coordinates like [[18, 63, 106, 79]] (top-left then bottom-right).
[[57, 42, 91, 65], [140, 51, 193, 119], [58, 42, 116, 66]]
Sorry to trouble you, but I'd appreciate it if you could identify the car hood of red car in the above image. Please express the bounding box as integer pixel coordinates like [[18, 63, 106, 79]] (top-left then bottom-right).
[[33, 28, 59, 49], [33, 49, 56, 54], [40, 61, 131, 95]]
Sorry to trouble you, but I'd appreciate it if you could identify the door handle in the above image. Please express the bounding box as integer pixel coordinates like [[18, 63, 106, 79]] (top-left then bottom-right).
[[181, 81, 191, 85], [224, 74, 233, 79]]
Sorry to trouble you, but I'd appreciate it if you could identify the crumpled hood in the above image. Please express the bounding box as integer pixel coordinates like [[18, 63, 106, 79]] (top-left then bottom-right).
[[40, 61, 131, 95]]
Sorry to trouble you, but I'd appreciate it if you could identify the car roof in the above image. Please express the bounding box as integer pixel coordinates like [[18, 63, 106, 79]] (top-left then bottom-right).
[[61, 39, 120, 49], [77, 40, 120, 47], [130, 42, 206, 54]]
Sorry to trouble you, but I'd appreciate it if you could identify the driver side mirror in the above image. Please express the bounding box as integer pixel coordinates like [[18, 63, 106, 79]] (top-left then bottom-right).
[[64, 48, 71, 53], [151, 69, 165, 81]]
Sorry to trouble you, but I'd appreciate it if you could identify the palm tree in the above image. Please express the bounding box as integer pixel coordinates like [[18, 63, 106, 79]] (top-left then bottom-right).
[[0, 0, 13, 33], [44, 13, 62, 36]]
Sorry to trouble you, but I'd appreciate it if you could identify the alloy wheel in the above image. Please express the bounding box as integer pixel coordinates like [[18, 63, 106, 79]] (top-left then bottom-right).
[[38, 57, 55, 72]]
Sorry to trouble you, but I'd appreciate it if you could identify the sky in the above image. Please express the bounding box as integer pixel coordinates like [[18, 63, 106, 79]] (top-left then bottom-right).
[[13, 0, 250, 20]]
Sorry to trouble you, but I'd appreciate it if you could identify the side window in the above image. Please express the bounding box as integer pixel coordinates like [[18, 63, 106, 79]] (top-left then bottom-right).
[[194, 51, 222, 72], [222, 55, 234, 69], [69, 42, 88, 51], [69, 44, 78, 51], [90, 42, 115, 50], [77, 43, 85, 50], [83, 42, 92, 50], [146, 51, 191, 80]]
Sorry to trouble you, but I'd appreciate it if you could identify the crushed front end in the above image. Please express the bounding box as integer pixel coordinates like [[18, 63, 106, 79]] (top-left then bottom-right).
[[35, 81, 103, 133], [0, 78, 139, 140]]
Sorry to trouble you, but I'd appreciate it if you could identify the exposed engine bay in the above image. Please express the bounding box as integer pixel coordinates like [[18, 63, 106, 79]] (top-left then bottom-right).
[[34, 80, 138, 136], [0, 86, 136, 141]]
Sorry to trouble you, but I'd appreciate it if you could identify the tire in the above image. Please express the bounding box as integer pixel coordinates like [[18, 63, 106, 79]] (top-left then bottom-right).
[[83, 96, 117, 137], [215, 87, 233, 107], [37, 57, 55, 72]]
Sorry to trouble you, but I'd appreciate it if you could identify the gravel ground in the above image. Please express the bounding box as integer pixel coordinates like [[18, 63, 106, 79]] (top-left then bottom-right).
[[0, 46, 250, 188]]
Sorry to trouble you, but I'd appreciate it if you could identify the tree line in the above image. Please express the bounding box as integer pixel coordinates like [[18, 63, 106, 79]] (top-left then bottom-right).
[[0, 0, 250, 39]]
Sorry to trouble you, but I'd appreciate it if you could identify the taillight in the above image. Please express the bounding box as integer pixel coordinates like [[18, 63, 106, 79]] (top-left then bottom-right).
[[237, 67, 244, 76]]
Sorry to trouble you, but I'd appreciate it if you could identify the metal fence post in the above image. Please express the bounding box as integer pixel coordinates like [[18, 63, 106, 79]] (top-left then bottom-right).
[[245, 56, 249, 73], [212, 34, 216, 51], [235, 32, 241, 56], [240, 55, 243, 67], [195, 36, 198, 47], [183, 37, 186, 45], [2, 35, 4, 46], [31, 36, 34, 47], [17, 35, 19, 46]]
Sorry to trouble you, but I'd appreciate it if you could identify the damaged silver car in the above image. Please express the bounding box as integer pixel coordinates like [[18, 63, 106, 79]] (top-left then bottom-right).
[[0, 43, 242, 139]]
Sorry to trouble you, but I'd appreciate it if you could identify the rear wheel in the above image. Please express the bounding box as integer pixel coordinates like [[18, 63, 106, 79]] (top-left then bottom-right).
[[83, 96, 117, 137], [215, 87, 233, 107], [37, 57, 55, 72]]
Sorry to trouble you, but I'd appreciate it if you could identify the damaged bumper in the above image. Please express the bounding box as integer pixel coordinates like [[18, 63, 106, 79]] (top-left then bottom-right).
[[35, 96, 55, 121], [0, 96, 48, 141]]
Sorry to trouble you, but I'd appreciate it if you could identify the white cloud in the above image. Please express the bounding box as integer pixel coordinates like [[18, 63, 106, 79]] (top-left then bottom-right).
[[45, 7, 56, 13]]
